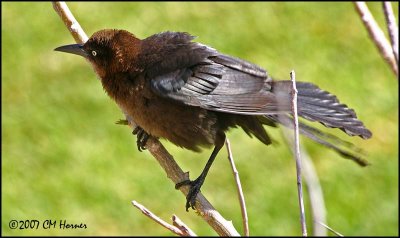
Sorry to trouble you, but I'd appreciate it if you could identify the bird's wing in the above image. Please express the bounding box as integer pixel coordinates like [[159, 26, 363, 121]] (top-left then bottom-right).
[[144, 33, 286, 115], [150, 55, 287, 115]]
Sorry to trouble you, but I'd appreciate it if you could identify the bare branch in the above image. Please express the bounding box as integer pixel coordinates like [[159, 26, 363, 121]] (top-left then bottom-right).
[[290, 70, 307, 236], [281, 131, 327, 236], [53, 2, 240, 236], [383, 2, 399, 66], [131, 200, 185, 236], [172, 215, 197, 236], [354, 2, 398, 77], [300, 147, 327, 236], [145, 137, 240, 236], [52, 2, 88, 44], [315, 220, 344, 237], [280, 122, 327, 236], [225, 139, 249, 236]]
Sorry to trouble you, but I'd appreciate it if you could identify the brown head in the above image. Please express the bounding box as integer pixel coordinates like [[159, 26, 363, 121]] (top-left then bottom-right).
[[55, 29, 142, 78]]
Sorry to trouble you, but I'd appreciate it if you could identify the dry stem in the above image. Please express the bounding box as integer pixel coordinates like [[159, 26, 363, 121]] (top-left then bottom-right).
[[226, 139, 249, 236], [354, 2, 398, 76], [382, 2, 399, 66], [132, 200, 186, 236], [172, 215, 197, 236], [290, 70, 307, 236]]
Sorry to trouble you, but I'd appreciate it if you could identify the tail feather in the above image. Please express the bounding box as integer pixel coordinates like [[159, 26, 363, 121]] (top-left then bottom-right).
[[269, 80, 372, 166], [265, 114, 369, 166], [272, 81, 372, 139]]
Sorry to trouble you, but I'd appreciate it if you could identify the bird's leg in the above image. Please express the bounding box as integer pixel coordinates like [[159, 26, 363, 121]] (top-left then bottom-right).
[[132, 126, 149, 152], [175, 132, 226, 211]]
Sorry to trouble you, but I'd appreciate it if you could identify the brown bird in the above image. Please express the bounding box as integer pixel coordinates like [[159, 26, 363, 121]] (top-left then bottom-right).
[[55, 29, 372, 211]]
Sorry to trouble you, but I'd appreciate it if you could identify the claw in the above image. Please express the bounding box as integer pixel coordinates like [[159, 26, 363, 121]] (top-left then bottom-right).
[[175, 178, 203, 211], [132, 126, 149, 152], [132, 126, 141, 135], [175, 179, 191, 189]]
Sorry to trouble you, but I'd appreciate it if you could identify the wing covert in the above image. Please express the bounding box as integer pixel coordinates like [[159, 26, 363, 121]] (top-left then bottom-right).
[[144, 32, 282, 115]]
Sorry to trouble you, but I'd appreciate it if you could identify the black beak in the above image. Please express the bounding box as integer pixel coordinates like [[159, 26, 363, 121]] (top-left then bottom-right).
[[54, 44, 87, 57]]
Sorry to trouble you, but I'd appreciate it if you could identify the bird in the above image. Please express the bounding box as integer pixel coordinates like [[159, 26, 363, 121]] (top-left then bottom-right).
[[55, 29, 372, 211]]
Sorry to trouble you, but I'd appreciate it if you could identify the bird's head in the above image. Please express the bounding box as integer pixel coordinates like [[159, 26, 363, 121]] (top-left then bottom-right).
[[55, 29, 142, 78]]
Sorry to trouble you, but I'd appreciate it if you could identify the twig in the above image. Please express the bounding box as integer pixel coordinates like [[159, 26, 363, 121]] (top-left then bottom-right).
[[382, 2, 399, 66], [132, 201, 185, 236], [354, 2, 398, 77], [314, 220, 344, 237], [52, 2, 88, 44], [281, 129, 327, 236], [300, 146, 327, 236], [172, 215, 197, 236], [279, 105, 327, 235], [145, 137, 239, 236], [290, 70, 307, 236], [52, 2, 239, 236], [225, 139, 249, 236]]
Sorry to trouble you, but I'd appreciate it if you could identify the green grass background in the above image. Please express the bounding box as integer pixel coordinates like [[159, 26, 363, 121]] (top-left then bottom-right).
[[2, 2, 398, 236]]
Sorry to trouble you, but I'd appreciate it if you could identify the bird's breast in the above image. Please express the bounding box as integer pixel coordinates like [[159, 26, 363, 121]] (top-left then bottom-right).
[[110, 75, 219, 152]]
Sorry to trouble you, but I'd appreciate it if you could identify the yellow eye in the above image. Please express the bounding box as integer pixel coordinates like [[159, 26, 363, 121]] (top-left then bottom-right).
[[91, 51, 97, 56]]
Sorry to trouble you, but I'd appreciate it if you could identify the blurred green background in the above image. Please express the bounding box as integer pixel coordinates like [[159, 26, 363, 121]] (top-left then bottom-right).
[[2, 2, 398, 236]]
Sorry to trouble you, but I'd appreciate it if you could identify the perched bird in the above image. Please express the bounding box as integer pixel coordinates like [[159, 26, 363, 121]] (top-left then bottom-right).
[[55, 29, 372, 211]]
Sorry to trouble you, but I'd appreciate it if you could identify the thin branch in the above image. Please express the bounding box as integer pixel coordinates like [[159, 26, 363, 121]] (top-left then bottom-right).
[[354, 2, 398, 77], [144, 137, 240, 236], [132, 200, 185, 236], [290, 70, 307, 236], [52, 2, 88, 44], [281, 129, 327, 236], [172, 215, 197, 236], [299, 148, 327, 236], [225, 139, 249, 236], [383, 2, 399, 66], [52, 2, 239, 236], [314, 220, 344, 237]]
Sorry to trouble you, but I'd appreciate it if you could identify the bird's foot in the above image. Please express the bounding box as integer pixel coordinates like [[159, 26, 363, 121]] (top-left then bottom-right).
[[132, 126, 149, 152], [175, 177, 204, 211]]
